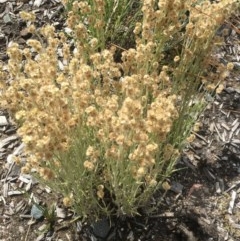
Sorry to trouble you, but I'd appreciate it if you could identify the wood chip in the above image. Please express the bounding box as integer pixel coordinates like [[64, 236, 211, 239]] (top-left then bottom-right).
[[8, 190, 25, 196], [214, 123, 223, 142], [7, 154, 15, 164], [0, 135, 19, 149], [222, 130, 226, 142], [15, 200, 26, 213], [220, 109, 227, 115], [36, 234, 45, 241], [56, 206, 67, 219], [19, 214, 32, 219], [45, 186, 52, 193], [232, 118, 238, 127], [235, 128, 240, 135], [232, 139, 240, 144], [13, 143, 25, 156], [149, 212, 175, 218], [221, 123, 230, 131], [228, 190, 237, 214], [0, 196, 6, 205], [231, 223, 240, 229], [209, 122, 215, 133], [25, 180, 32, 191], [224, 180, 240, 193], [178, 224, 198, 241], [38, 224, 48, 232], [18, 175, 31, 184], [33, 0, 43, 7], [231, 121, 239, 133], [3, 183, 8, 198], [216, 182, 221, 194], [191, 131, 208, 144]]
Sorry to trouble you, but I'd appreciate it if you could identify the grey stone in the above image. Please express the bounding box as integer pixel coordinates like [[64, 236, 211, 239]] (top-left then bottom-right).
[[170, 181, 184, 194], [3, 14, 12, 24], [0, 116, 8, 126], [92, 218, 111, 239], [31, 204, 44, 220]]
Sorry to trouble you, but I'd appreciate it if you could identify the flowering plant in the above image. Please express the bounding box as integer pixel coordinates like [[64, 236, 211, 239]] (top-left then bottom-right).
[[0, 0, 237, 221]]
